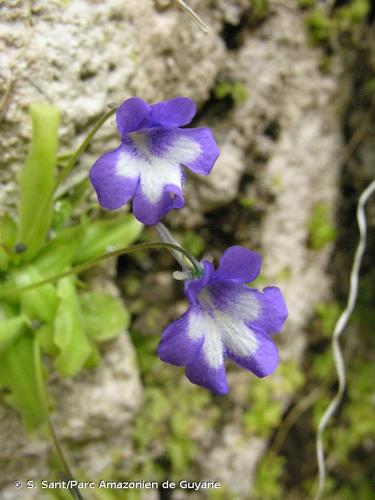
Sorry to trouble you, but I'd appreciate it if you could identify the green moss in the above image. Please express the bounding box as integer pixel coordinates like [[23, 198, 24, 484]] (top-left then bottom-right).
[[122, 274, 141, 297], [363, 78, 375, 97], [183, 230, 206, 257], [243, 362, 304, 436], [314, 302, 341, 337], [243, 399, 282, 436], [208, 486, 240, 500], [302, 1, 370, 49], [249, 273, 268, 289], [312, 349, 334, 380], [275, 266, 292, 282], [324, 359, 375, 498], [353, 272, 375, 343], [298, 0, 316, 9], [129, 49, 138, 64], [239, 196, 257, 209], [253, 453, 286, 500], [127, 333, 221, 481], [308, 202, 336, 250], [271, 174, 284, 191], [305, 10, 334, 46], [214, 81, 249, 104], [319, 54, 333, 73], [250, 0, 270, 22], [336, 0, 369, 27], [277, 361, 305, 395], [131, 383, 220, 479]]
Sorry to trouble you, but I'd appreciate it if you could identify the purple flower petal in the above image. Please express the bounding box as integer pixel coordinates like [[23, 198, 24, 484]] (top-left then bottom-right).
[[228, 325, 279, 378], [150, 97, 196, 128], [91, 97, 219, 223], [185, 345, 228, 395], [200, 284, 268, 376], [257, 286, 288, 335], [157, 245, 287, 393], [215, 246, 262, 284], [124, 127, 211, 224], [186, 307, 230, 394], [89, 145, 140, 210], [208, 282, 261, 322], [132, 182, 184, 225], [143, 128, 203, 163], [178, 127, 219, 175], [158, 308, 204, 366], [116, 98, 151, 139]]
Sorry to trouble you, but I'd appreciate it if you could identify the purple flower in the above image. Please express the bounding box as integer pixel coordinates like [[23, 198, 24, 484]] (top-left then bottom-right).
[[89, 97, 219, 225], [158, 246, 288, 395]]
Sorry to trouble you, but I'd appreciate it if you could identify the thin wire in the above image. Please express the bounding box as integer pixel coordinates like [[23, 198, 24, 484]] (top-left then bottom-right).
[[314, 179, 375, 500]]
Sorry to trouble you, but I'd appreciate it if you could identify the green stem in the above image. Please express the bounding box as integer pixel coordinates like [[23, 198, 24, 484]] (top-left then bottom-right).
[[155, 222, 200, 271], [53, 107, 116, 194], [33, 340, 84, 500], [3, 241, 201, 295]]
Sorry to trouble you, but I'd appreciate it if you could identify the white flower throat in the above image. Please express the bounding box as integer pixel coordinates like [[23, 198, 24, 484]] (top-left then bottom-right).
[[117, 131, 201, 204], [187, 285, 261, 369]]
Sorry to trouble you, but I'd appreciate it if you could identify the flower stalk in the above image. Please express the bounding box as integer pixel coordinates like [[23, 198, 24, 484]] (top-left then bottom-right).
[[0, 241, 202, 297], [155, 222, 202, 273], [34, 339, 84, 500]]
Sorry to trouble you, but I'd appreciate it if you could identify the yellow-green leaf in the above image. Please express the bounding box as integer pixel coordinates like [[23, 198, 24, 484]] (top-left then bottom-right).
[[32, 225, 81, 277], [0, 333, 45, 429], [73, 215, 143, 264], [80, 291, 130, 342], [35, 323, 58, 356], [54, 276, 91, 376], [17, 103, 60, 260], [0, 316, 27, 353], [12, 266, 58, 323]]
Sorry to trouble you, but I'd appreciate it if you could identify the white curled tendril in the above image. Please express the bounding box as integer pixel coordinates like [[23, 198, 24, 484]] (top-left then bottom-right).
[[314, 179, 375, 500]]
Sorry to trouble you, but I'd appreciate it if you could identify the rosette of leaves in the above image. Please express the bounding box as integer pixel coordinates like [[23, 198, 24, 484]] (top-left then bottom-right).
[[0, 104, 142, 429]]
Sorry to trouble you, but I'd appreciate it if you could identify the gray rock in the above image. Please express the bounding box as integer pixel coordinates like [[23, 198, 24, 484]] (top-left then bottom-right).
[[0, 0, 344, 498]]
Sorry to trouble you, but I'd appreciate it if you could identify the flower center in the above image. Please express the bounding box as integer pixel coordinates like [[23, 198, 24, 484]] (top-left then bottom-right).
[[197, 287, 216, 313], [128, 131, 150, 160]]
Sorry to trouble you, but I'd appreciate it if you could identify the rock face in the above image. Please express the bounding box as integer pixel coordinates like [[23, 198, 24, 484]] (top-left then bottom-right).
[[0, 0, 343, 498], [0, 0, 226, 215]]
